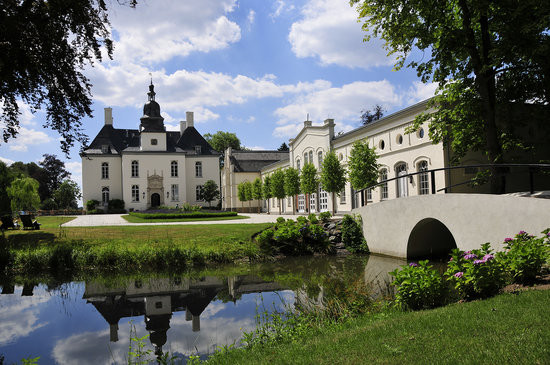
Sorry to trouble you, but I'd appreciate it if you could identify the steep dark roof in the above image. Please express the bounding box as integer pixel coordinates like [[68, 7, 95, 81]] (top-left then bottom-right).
[[176, 127, 218, 155], [230, 150, 289, 172]]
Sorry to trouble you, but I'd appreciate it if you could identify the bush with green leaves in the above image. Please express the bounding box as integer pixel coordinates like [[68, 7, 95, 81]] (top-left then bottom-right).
[[108, 199, 125, 213], [390, 260, 447, 310], [496, 230, 549, 284], [86, 199, 100, 211], [307, 213, 318, 224], [341, 214, 369, 253], [445, 243, 506, 300], [319, 211, 331, 223]]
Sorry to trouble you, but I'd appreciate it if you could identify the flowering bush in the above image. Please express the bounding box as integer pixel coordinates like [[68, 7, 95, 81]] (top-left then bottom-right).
[[390, 260, 447, 310], [319, 211, 332, 223], [445, 243, 505, 300], [496, 230, 549, 283], [307, 213, 319, 224]]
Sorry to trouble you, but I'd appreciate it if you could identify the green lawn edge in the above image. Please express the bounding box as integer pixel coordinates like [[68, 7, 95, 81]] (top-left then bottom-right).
[[208, 289, 550, 364], [121, 214, 250, 223]]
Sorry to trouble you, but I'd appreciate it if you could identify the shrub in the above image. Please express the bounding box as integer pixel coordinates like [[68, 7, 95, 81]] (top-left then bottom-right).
[[128, 211, 237, 220], [276, 217, 286, 224], [497, 230, 549, 284], [41, 198, 58, 210], [86, 199, 100, 211], [445, 243, 506, 300], [108, 199, 125, 211], [319, 211, 332, 223], [390, 260, 447, 310], [307, 213, 318, 224], [341, 214, 369, 253]]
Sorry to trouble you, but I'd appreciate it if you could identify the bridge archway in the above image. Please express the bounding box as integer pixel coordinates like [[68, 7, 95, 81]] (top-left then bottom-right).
[[407, 218, 457, 259]]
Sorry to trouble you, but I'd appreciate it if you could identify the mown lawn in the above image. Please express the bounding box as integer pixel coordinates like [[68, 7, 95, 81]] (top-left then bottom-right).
[[209, 289, 550, 364], [121, 214, 250, 223]]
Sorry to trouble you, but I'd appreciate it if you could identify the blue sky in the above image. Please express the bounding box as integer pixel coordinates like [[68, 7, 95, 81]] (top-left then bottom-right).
[[0, 0, 436, 187]]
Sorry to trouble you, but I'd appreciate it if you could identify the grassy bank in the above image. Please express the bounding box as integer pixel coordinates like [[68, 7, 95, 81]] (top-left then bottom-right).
[[1, 217, 271, 274], [207, 289, 550, 364]]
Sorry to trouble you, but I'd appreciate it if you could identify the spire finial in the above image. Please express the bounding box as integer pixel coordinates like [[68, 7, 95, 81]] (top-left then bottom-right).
[[147, 74, 156, 102], [149, 72, 153, 85], [306, 113, 309, 121]]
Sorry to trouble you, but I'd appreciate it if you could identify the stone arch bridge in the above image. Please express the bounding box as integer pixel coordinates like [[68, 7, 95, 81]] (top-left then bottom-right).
[[353, 194, 550, 259]]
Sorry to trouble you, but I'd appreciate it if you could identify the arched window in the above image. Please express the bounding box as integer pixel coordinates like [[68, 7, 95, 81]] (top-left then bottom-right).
[[309, 151, 313, 165], [318, 151, 323, 166], [102, 187, 110, 205], [195, 161, 202, 177], [304, 152, 308, 164], [296, 159, 301, 171], [379, 168, 388, 200], [196, 185, 203, 201], [396, 163, 408, 198], [131, 185, 139, 202], [101, 162, 109, 179], [171, 161, 178, 177], [418, 160, 429, 195], [131, 160, 139, 177]]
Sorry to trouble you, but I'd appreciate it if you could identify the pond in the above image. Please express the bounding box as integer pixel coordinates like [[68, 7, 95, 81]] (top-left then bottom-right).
[[0, 254, 407, 364]]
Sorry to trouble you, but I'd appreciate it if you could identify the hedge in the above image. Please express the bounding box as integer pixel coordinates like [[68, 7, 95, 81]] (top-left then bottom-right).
[[128, 211, 238, 219]]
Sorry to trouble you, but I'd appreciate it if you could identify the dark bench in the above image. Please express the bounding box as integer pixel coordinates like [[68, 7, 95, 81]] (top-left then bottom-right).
[[19, 214, 41, 230], [0, 216, 19, 230]]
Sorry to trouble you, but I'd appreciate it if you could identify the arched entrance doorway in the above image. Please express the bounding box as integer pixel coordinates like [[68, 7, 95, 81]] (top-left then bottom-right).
[[407, 218, 457, 259], [151, 193, 161, 208]]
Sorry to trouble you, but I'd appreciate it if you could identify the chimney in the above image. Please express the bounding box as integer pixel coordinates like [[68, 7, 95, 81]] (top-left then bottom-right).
[[180, 120, 186, 136], [104, 107, 113, 126], [186, 111, 194, 128], [324, 118, 335, 139], [304, 120, 312, 128]]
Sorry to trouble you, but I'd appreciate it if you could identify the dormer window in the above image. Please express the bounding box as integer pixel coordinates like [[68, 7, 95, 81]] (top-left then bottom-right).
[[151, 139, 158, 145], [101, 145, 109, 154], [195, 146, 201, 154]]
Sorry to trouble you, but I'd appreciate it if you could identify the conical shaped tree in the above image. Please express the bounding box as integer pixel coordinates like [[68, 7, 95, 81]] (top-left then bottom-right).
[[284, 167, 300, 215], [262, 175, 273, 214], [348, 140, 379, 206], [270, 169, 286, 215], [252, 178, 263, 213], [320, 150, 347, 215], [300, 163, 318, 213]]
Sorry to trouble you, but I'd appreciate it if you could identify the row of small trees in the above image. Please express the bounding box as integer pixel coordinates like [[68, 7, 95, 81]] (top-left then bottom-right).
[[237, 140, 379, 215]]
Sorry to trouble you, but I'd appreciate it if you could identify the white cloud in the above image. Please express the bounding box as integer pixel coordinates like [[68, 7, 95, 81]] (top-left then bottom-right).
[[247, 9, 256, 30], [107, 0, 240, 64], [407, 81, 438, 104], [273, 80, 401, 137], [288, 0, 393, 69], [0, 156, 14, 165], [8, 127, 52, 152], [270, 0, 295, 19]]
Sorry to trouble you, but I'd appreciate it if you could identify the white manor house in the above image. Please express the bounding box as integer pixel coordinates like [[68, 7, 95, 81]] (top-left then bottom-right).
[[81, 84, 220, 210]]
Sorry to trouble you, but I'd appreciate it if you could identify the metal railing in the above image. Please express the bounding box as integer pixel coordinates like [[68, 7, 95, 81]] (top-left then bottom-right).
[[355, 163, 550, 207]]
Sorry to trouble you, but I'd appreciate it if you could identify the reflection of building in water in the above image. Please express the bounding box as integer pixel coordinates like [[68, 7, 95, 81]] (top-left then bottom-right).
[[83, 276, 287, 355]]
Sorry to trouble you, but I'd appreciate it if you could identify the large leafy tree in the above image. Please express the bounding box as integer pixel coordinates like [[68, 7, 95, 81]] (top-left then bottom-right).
[[352, 0, 550, 193], [360, 104, 385, 125], [7, 177, 40, 212], [300, 163, 318, 212], [348, 140, 379, 204], [270, 169, 286, 215], [243, 181, 253, 209], [0, 161, 15, 214], [39, 154, 70, 199], [53, 179, 81, 209], [204, 131, 242, 152], [262, 175, 273, 213], [237, 182, 247, 208], [283, 167, 300, 215], [202, 180, 219, 208], [1, 0, 137, 154], [320, 151, 347, 215], [252, 177, 263, 213]]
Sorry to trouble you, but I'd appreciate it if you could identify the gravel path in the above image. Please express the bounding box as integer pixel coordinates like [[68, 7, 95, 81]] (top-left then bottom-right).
[[61, 213, 299, 227]]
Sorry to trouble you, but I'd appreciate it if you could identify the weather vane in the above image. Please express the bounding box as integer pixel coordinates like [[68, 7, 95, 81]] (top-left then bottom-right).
[[149, 72, 153, 85]]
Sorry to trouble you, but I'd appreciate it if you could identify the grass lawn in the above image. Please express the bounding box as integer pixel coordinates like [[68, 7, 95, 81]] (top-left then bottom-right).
[[1, 222, 272, 273], [209, 289, 550, 364], [121, 214, 250, 223]]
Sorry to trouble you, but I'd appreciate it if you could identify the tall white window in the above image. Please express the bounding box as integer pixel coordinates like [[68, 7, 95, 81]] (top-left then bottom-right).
[[296, 159, 301, 171], [171, 161, 178, 177], [309, 151, 313, 165], [131, 185, 139, 202], [319, 190, 328, 211], [304, 152, 308, 164], [310, 193, 317, 212], [171, 184, 179, 201], [195, 161, 202, 177], [102, 187, 110, 205], [196, 185, 203, 201], [418, 160, 430, 195], [396, 163, 408, 198], [340, 187, 346, 204], [131, 160, 139, 177], [101, 162, 109, 179], [366, 188, 373, 201], [297, 194, 305, 212], [318, 151, 323, 167], [380, 169, 388, 200]]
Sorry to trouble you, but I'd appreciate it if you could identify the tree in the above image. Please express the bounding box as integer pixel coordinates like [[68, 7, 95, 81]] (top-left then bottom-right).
[[270, 169, 286, 215], [202, 180, 219, 208], [7, 177, 40, 213], [353, 0, 550, 193], [1, 0, 138, 154], [243, 181, 253, 209], [204, 131, 242, 152], [0, 161, 15, 214], [39, 154, 70, 198], [348, 140, 379, 205], [237, 182, 247, 209], [252, 178, 263, 213], [360, 104, 385, 125], [53, 180, 81, 209], [278, 142, 289, 151], [320, 151, 347, 215], [262, 176, 273, 213], [284, 167, 300, 215], [300, 163, 319, 213]]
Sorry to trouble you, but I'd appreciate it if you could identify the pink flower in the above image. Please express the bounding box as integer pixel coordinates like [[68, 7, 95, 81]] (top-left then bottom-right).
[[454, 272, 464, 278], [409, 262, 418, 267], [464, 254, 478, 260], [519, 230, 526, 235], [473, 259, 484, 265], [504, 238, 512, 242], [483, 254, 495, 262]]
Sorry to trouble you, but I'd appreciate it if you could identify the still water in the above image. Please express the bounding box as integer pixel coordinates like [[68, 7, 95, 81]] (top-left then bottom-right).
[[0, 255, 406, 364]]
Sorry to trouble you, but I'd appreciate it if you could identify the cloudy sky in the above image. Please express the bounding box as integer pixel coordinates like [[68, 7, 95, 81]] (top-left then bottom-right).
[[0, 0, 436, 187]]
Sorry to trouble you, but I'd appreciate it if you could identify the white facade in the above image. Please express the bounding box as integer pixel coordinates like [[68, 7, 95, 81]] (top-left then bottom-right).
[[82, 85, 220, 211]]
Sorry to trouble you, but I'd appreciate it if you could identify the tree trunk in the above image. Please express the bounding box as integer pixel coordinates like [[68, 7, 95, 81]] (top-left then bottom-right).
[[292, 195, 295, 215], [267, 199, 270, 214], [278, 199, 281, 215], [331, 192, 336, 215]]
